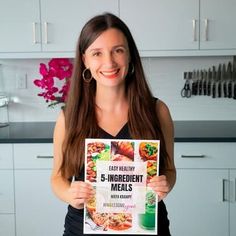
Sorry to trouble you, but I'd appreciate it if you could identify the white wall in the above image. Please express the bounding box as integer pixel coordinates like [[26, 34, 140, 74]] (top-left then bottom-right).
[[0, 59, 61, 122], [0, 56, 235, 122]]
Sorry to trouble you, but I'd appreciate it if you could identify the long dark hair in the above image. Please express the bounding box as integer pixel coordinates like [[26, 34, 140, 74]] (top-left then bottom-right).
[[60, 13, 168, 178]]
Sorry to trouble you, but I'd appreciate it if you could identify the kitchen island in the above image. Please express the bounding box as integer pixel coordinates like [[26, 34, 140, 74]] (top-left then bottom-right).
[[0, 121, 236, 236]]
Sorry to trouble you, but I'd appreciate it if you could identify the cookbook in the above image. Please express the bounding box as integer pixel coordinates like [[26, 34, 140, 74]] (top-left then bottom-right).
[[84, 138, 160, 235]]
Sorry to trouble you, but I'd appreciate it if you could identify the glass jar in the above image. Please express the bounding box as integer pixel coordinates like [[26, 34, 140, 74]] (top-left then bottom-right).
[[0, 94, 9, 127]]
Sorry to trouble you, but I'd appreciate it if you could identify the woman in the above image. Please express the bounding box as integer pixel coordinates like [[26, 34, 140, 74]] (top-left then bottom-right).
[[51, 12, 176, 236]]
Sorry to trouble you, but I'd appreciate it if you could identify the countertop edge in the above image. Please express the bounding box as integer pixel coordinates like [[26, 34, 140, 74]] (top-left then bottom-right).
[[0, 121, 236, 143], [1, 138, 236, 144], [174, 137, 236, 142], [0, 138, 53, 143]]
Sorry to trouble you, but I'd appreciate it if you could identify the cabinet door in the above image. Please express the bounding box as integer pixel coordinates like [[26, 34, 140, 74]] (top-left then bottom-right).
[[0, 144, 15, 236], [120, 0, 199, 51], [230, 169, 236, 236], [40, 0, 119, 52], [0, 144, 13, 169], [0, 170, 14, 214], [165, 169, 229, 236], [0, 0, 41, 52], [15, 170, 66, 236], [0, 215, 15, 236], [200, 0, 236, 49]]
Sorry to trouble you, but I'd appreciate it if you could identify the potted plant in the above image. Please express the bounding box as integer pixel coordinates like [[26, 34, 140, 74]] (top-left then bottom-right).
[[33, 58, 73, 108]]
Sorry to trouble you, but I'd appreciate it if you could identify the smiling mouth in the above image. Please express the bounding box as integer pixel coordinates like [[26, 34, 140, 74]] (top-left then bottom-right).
[[100, 69, 120, 79]]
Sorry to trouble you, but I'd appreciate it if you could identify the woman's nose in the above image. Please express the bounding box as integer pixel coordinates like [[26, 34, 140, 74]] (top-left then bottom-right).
[[103, 52, 116, 67]]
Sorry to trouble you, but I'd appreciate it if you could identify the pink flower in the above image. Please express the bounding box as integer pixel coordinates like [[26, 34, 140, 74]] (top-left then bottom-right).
[[33, 58, 73, 107], [39, 63, 48, 76]]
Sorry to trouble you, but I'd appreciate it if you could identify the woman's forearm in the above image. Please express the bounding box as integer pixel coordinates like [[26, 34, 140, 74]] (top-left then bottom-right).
[[51, 174, 71, 204]]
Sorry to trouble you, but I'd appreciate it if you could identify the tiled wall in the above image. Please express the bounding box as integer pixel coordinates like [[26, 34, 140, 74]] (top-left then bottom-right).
[[0, 56, 235, 122], [144, 56, 235, 120]]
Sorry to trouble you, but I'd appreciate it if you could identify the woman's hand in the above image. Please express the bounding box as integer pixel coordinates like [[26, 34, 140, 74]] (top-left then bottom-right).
[[148, 175, 170, 201], [68, 181, 95, 209]]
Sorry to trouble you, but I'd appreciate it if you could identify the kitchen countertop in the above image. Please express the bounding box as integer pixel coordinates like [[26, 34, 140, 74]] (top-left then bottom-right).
[[174, 120, 236, 142], [0, 122, 54, 143], [0, 121, 236, 143]]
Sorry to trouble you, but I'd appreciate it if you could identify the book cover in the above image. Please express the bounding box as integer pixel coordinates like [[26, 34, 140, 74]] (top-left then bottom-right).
[[84, 139, 160, 235]]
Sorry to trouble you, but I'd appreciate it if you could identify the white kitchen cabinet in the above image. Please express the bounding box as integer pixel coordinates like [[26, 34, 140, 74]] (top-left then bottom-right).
[[0, 215, 15, 236], [230, 169, 236, 236], [120, 0, 236, 56], [165, 142, 236, 236], [0, 144, 15, 236], [120, 0, 199, 52], [40, 0, 119, 52], [0, 144, 13, 169], [0, 0, 119, 55], [166, 169, 229, 236], [0, 0, 41, 53], [200, 0, 236, 50], [0, 171, 15, 214], [14, 144, 66, 236], [1, 0, 236, 57]]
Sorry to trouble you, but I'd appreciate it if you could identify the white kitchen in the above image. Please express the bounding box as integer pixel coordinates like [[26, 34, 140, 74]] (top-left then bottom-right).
[[0, 1, 236, 236]]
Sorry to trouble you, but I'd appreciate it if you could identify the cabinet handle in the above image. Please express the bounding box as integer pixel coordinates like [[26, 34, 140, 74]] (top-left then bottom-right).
[[235, 178, 236, 202], [44, 22, 48, 44], [192, 19, 197, 41], [222, 179, 229, 202], [181, 155, 205, 158], [204, 18, 209, 41], [36, 155, 53, 159], [32, 22, 37, 44]]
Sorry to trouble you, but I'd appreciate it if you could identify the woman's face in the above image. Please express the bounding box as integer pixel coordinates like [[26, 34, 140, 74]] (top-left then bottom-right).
[[83, 28, 130, 88]]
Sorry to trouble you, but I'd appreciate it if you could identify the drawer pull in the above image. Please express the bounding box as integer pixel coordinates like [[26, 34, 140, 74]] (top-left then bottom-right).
[[235, 178, 236, 202], [222, 179, 229, 202], [36, 155, 53, 159], [181, 155, 205, 158]]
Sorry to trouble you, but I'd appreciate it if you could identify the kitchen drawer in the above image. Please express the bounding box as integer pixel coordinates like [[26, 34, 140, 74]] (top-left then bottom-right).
[[14, 144, 53, 169], [0, 144, 13, 169], [174, 142, 236, 168], [0, 170, 14, 213], [0, 214, 15, 236]]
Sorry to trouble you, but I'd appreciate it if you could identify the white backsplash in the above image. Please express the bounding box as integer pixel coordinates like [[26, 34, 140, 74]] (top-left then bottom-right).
[[0, 56, 235, 122]]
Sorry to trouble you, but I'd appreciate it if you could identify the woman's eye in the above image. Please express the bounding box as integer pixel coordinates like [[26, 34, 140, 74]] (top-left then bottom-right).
[[92, 52, 101, 57], [115, 48, 125, 54]]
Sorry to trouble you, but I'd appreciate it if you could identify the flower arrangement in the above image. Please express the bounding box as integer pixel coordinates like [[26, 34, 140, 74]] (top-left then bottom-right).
[[33, 58, 73, 107]]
